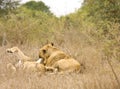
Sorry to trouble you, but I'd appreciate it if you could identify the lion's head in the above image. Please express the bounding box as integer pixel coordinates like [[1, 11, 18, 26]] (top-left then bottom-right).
[[6, 47, 19, 53], [39, 43, 57, 64]]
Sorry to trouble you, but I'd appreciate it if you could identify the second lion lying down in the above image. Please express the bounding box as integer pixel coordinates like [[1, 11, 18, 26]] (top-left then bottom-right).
[[6, 47, 45, 73], [39, 43, 81, 73]]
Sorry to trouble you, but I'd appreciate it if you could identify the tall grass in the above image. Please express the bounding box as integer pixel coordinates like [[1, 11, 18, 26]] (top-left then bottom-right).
[[0, 28, 120, 89], [0, 39, 120, 89], [0, 11, 120, 89]]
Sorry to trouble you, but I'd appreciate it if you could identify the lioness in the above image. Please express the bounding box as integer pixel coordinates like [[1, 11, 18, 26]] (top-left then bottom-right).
[[6, 47, 45, 73], [6, 47, 32, 62], [23, 60, 45, 73], [39, 43, 81, 73]]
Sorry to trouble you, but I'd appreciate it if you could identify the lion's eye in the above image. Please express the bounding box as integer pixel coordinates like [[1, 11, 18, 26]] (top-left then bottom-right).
[[42, 49, 46, 54]]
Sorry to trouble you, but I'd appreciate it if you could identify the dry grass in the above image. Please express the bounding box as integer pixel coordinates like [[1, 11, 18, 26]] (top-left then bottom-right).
[[0, 30, 120, 89]]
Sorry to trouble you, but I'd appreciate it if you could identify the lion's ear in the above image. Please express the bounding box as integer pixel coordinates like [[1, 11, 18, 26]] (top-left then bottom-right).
[[51, 42, 54, 46]]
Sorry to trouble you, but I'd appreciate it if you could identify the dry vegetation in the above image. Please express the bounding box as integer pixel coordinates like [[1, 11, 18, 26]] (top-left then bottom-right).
[[0, 0, 120, 88], [0, 29, 120, 89]]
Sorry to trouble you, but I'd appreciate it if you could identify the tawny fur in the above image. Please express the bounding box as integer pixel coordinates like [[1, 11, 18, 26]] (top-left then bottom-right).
[[23, 61, 45, 73], [39, 43, 81, 73], [7, 62, 45, 73], [6, 47, 45, 73], [7, 63, 16, 73], [6, 47, 31, 62]]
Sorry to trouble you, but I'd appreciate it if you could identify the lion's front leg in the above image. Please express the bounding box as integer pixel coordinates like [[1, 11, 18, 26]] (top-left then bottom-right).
[[45, 66, 58, 73]]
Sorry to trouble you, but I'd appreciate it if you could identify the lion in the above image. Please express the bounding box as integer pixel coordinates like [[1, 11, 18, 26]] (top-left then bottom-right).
[[6, 47, 32, 62], [6, 47, 45, 73], [22, 60, 45, 73], [7, 61, 45, 74], [39, 43, 81, 73], [7, 63, 16, 74]]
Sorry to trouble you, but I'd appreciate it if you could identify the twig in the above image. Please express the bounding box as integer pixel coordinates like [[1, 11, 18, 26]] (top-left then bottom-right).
[[106, 56, 120, 88]]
